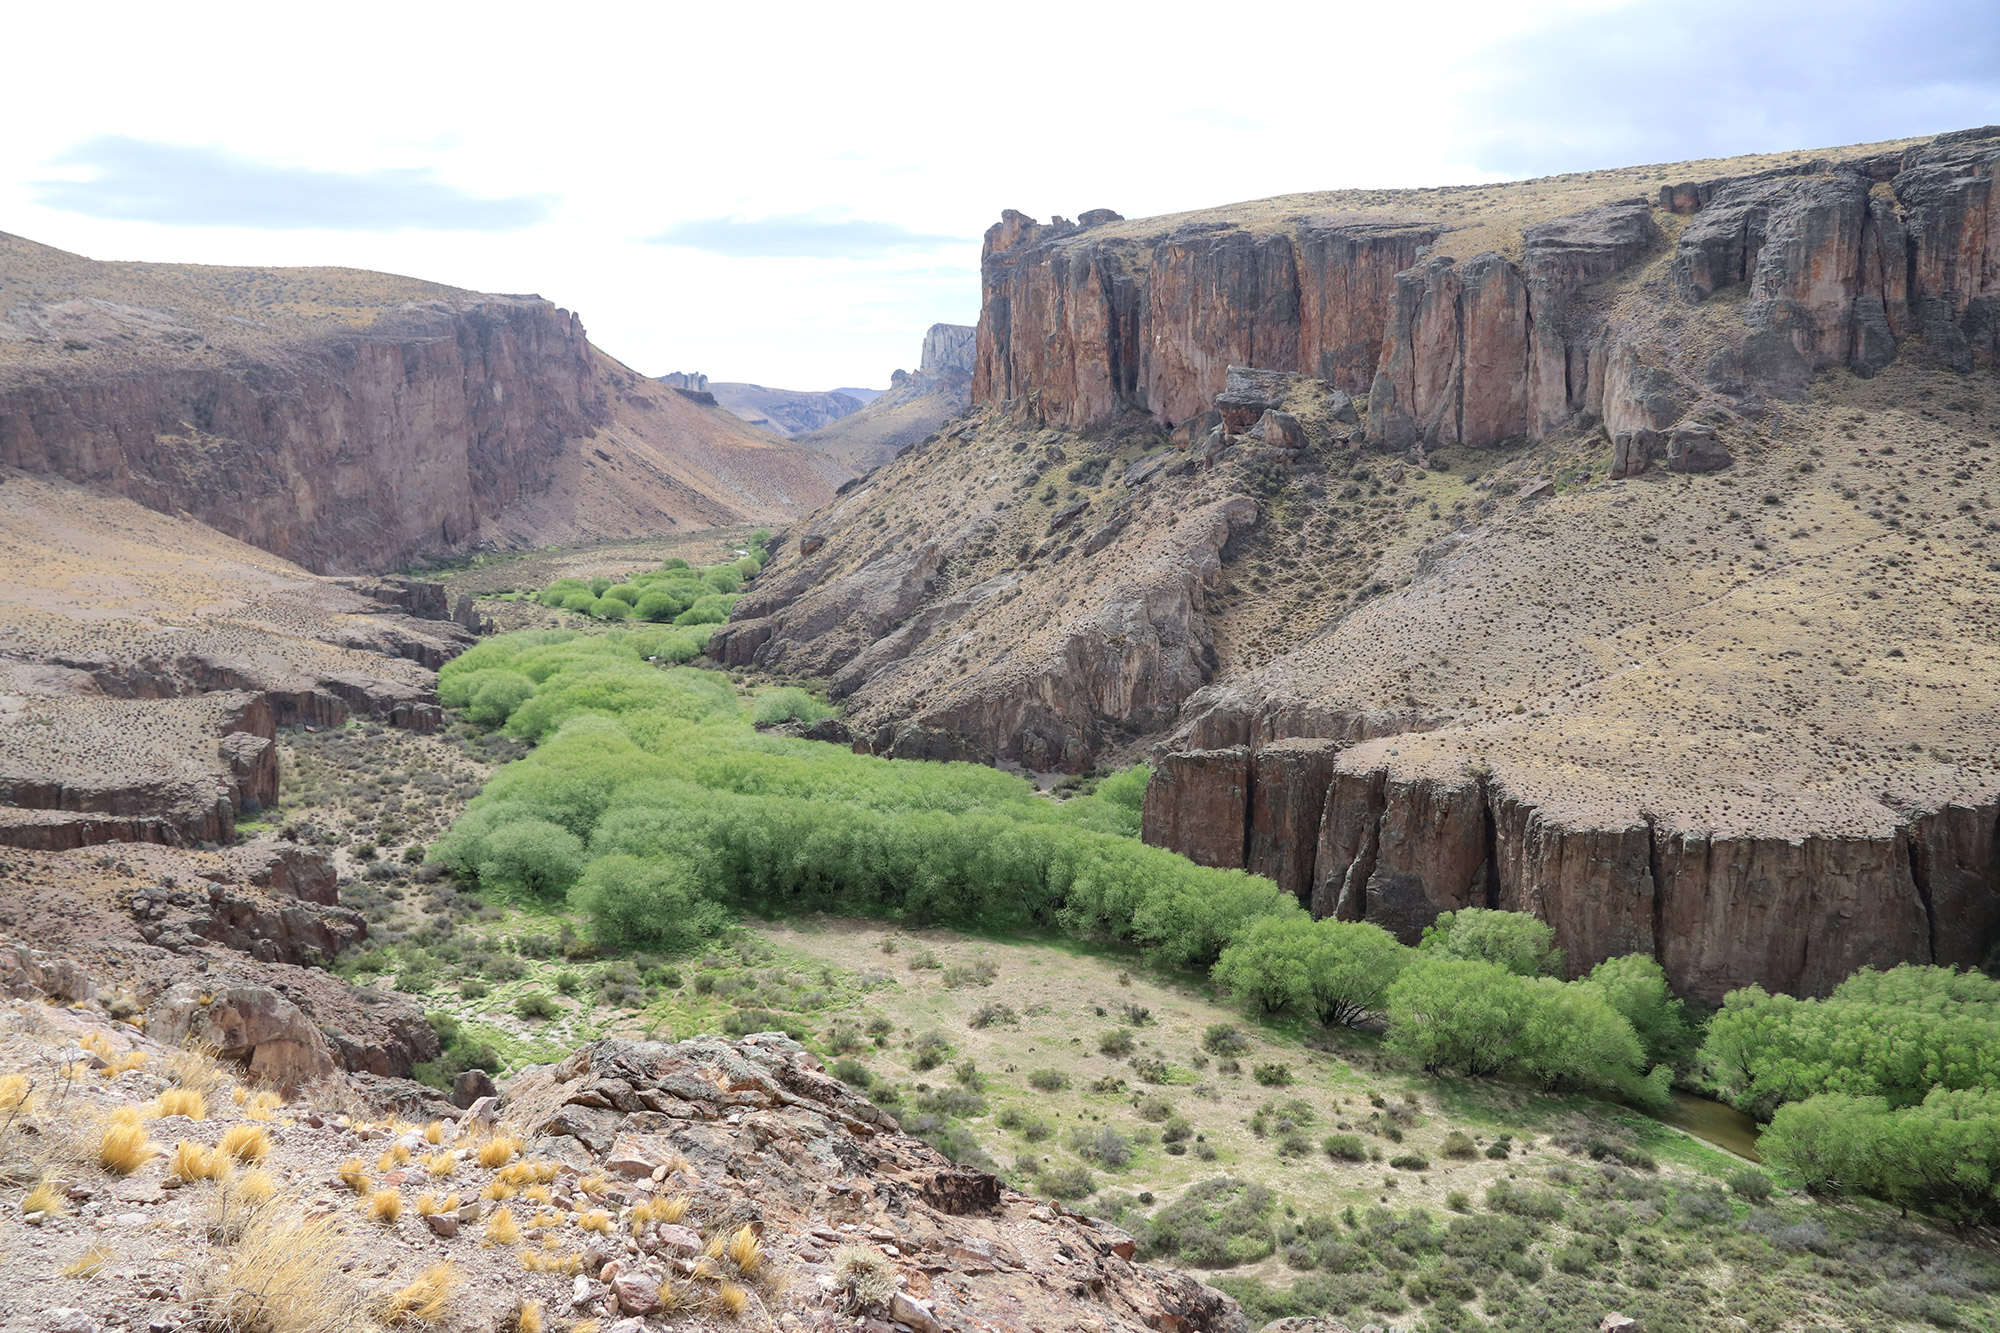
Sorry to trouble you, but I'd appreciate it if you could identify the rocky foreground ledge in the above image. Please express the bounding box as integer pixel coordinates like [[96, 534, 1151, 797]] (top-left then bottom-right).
[[0, 977, 1252, 1333]]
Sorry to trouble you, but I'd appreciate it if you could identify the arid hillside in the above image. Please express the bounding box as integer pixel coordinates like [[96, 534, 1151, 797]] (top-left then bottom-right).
[[715, 126, 2000, 999], [792, 324, 978, 471], [0, 232, 847, 575]]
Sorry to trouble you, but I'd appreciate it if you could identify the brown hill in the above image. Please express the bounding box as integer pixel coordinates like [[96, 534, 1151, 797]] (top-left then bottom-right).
[[791, 323, 977, 470], [715, 126, 2000, 998], [0, 231, 847, 575]]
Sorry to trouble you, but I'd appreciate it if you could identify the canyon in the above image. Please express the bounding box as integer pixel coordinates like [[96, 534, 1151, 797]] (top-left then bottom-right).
[[723, 126, 2000, 1000], [0, 230, 847, 576]]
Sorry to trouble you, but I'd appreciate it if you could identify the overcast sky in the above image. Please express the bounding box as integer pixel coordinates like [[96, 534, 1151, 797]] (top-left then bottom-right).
[[4, 0, 1994, 389]]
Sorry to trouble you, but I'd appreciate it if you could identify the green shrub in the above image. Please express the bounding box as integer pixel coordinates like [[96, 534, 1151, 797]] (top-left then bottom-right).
[[1027, 1069, 1071, 1092], [569, 853, 728, 952], [604, 584, 644, 606], [1203, 1024, 1250, 1055], [1100, 1029, 1136, 1058], [1441, 1131, 1478, 1159], [1388, 1153, 1430, 1171], [1037, 1165, 1097, 1201], [1419, 907, 1565, 977], [514, 993, 559, 1021], [1252, 1062, 1292, 1087], [752, 687, 833, 726], [831, 1058, 870, 1087], [1727, 1168, 1774, 1201], [1323, 1134, 1367, 1162], [911, 1031, 953, 1071], [1138, 1177, 1276, 1267]]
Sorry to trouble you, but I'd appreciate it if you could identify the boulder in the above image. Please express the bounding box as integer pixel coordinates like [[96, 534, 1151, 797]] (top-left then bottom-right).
[[452, 1068, 498, 1109], [146, 981, 337, 1091], [1663, 422, 1732, 473], [1250, 410, 1308, 450], [1325, 389, 1359, 425]]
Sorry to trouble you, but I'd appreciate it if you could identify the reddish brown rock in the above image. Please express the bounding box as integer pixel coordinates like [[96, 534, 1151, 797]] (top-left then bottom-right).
[[1487, 793, 1655, 976], [1141, 749, 1250, 871], [1906, 801, 2000, 969], [1245, 739, 1340, 899]]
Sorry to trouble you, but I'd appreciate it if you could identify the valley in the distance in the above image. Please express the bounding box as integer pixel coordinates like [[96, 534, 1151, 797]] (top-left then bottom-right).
[[2, 124, 1998, 1333]]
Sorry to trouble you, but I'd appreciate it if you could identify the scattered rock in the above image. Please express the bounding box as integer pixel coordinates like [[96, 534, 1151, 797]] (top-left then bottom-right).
[[451, 1068, 498, 1109]]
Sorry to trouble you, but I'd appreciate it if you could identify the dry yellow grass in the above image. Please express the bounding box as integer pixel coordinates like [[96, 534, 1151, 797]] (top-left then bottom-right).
[[154, 1087, 206, 1120], [218, 1124, 271, 1163], [529, 1207, 563, 1230], [61, 1245, 111, 1279], [717, 1282, 749, 1318], [98, 1121, 155, 1174], [578, 1208, 613, 1234], [367, 1189, 403, 1223], [236, 1168, 276, 1205], [657, 1279, 689, 1314], [497, 1162, 533, 1186], [577, 1170, 609, 1195], [170, 1140, 220, 1184], [727, 1225, 763, 1275], [164, 1046, 230, 1098], [653, 1193, 693, 1225], [485, 1206, 520, 1245], [516, 1301, 544, 1333], [23, 1178, 65, 1216], [382, 1261, 457, 1327], [337, 1159, 369, 1194], [481, 1179, 516, 1201], [523, 1183, 552, 1204], [414, 1190, 452, 1217], [188, 1208, 355, 1333], [422, 1121, 444, 1145], [530, 1161, 559, 1184], [101, 1050, 148, 1076], [0, 1072, 30, 1112], [424, 1150, 457, 1178], [79, 1031, 114, 1058], [477, 1135, 521, 1169]]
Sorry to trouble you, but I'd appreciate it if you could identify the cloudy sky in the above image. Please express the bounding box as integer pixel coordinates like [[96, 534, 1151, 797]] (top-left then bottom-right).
[[4, 0, 1993, 388]]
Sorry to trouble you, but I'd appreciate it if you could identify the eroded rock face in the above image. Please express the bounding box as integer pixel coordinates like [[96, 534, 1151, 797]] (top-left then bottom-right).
[[505, 1033, 1247, 1333], [147, 981, 338, 1091], [0, 300, 603, 575]]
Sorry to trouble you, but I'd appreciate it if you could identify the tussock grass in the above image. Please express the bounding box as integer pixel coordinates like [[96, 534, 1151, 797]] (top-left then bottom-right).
[[337, 1159, 369, 1193], [170, 1140, 221, 1184], [61, 1244, 111, 1278], [727, 1225, 763, 1275], [368, 1188, 404, 1223], [578, 1208, 613, 1233], [382, 1261, 457, 1327], [481, 1179, 516, 1201], [97, 1121, 155, 1174], [422, 1120, 445, 1145], [424, 1150, 457, 1178], [155, 1087, 207, 1120], [717, 1282, 749, 1318], [165, 1046, 231, 1098], [189, 1208, 356, 1333], [23, 1178, 65, 1217], [218, 1124, 271, 1163], [0, 1072, 30, 1112], [484, 1205, 521, 1245], [477, 1135, 521, 1168]]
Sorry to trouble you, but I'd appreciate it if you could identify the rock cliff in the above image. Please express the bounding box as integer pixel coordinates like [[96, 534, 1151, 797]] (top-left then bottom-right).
[[720, 127, 2000, 1000], [0, 231, 844, 575]]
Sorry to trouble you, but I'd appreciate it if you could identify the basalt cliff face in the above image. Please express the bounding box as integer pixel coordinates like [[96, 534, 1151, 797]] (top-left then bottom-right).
[[0, 231, 844, 575], [724, 127, 2000, 999]]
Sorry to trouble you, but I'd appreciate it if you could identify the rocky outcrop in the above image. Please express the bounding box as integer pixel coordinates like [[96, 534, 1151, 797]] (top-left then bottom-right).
[[974, 211, 1435, 429], [125, 842, 362, 967], [147, 981, 339, 1091], [0, 297, 604, 575], [505, 1033, 1247, 1333], [1146, 741, 1996, 1001], [791, 324, 981, 471]]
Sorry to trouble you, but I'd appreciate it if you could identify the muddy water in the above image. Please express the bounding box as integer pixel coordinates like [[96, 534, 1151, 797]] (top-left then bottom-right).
[[1655, 1091, 1763, 1161]]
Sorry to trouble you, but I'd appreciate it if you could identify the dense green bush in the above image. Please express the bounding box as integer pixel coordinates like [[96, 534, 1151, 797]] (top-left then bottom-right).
[[1419, 907, 1565, 977], [434, 629, 1287, 963], [1761, 1087, 2000, 1225], [536, 536, 768, 622], [1211, 915, 1408, 1025], [1137, 1177, 1277, 1267], [751, 687, 834, 726]]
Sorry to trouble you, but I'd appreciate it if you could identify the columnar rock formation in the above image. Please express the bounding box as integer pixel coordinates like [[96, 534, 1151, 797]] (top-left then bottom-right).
[[971, 131, 1998, 470]]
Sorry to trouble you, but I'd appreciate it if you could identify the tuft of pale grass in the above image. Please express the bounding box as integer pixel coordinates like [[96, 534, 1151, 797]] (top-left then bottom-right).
[[717, 1282, 749, 1319], [79, 1031, 114, 1058], [62, 1245, 111, 1278], [0, 1072, 30, 1112], [98, 1120, 155, 1175], [155, 1087, 207, 1120], [484, 1206, 520, 1245], [108, 1104, 145, 1128], [481, 1179, 516, 1201], [102, 1050, 148, 1076], [368, 1189, 403, 1223], [164, 1046, 230, 1098], [422, 1121, 444, 1145], [389, 1140, 411, 1164], [477, 1135, 520, 1169], [576, 1171, 608, 1195], [497, 1162, 533, 1186], [424, 1151, 456, 1178], [24, 1178, 65, 1216], [727, 1225, 763, 1275], [231, 1086, 248, 1105], [236, 1168, 277, 1205], [530, 1161, 559, 1184], [657, 1279, 690, 1314], [529, 1207, 563, 1229], [657, 1193, 692, 1224], [524, 1183, 552, 1204], [516, 1300, 544, 1333], [578, 1208, 613, 1234], [337, 1160, 369, 1194], [170, 1140, 221, 1184], [382, 1261, 457, 1327], [218, 1124, 271, 1163], [188, 1208, 356, 1333]]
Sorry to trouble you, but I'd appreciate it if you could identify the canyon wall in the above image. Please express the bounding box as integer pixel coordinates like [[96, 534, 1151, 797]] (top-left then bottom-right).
[[1143, 744, 1989, 1003], [972, 133, 1998, 464], [0, 298, 603, 574]]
